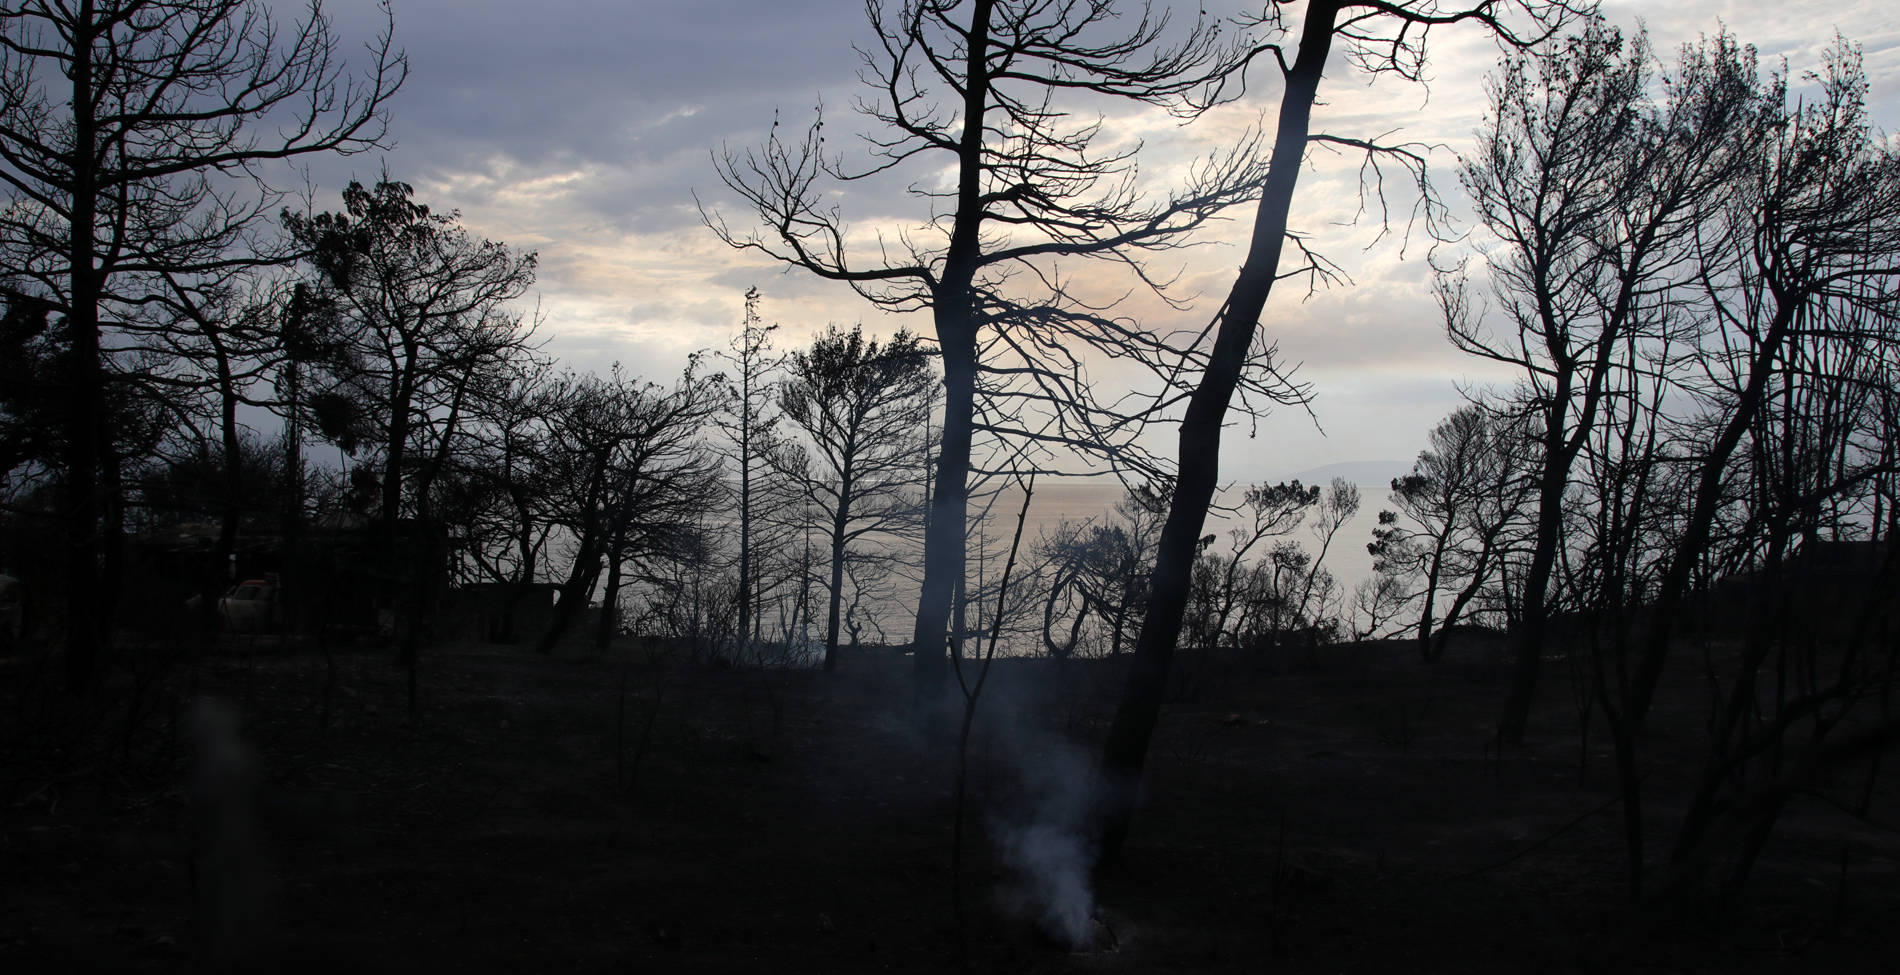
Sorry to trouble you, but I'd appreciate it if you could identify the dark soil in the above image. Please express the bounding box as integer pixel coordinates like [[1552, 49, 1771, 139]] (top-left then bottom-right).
[[3, 633, 1897, 973]]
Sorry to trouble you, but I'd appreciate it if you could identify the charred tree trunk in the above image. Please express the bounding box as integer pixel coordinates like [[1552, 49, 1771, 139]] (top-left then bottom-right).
[[1631, 303, 1798, 721], [282, 356, 305, 639], [537, 511, 604, 656], [822, 481, 852, 672], [596, 536, 623, 654], [1416, 534, 1447, 662], [1042, 565, 1087, 660], [911, 305, 977, 712], [737, 428, 753, 650], [1430, 553, 1492, 662], [211, 331, 242, 629], [909, 0, 992, 719], [1097, 0, 1339, 864], [1498, 444, 1567, 743], [62, 4, 105, 695]]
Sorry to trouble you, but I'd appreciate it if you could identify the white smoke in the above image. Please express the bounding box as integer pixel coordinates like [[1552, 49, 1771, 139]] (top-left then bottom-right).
[[190, 696, 269, 969], [988, 722, 1103, 949]]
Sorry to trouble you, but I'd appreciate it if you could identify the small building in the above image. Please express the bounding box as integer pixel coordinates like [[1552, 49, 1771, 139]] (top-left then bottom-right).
[[1700, 539, 1897, 643]]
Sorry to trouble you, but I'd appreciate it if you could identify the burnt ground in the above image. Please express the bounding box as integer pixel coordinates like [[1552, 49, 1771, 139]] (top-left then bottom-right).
[[2, 632, 1898, 973]]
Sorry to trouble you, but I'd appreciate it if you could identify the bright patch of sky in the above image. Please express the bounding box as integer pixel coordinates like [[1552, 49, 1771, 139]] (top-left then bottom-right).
[[286, 0, 1900, 481]]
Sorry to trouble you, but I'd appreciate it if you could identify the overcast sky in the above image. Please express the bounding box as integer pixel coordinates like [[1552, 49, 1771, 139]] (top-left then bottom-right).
[[291, 0, 1900, 483]]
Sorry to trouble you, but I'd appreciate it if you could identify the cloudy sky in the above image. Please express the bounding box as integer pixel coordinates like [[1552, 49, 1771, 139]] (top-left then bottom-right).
[[294, 0, 1899, 482]]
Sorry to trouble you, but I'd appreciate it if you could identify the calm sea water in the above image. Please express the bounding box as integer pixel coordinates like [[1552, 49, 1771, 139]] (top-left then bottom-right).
[[978, 479, 1382, 587], [841, 478, 1389, 649]]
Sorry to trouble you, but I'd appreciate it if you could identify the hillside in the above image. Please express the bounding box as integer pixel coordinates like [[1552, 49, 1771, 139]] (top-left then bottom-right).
[[2, 636, 1895, 973]]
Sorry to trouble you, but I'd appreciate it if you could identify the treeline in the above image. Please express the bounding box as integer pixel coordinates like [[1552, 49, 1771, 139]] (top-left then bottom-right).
[[7, 0, 1900, 936], [0, 1, 942, 689], [706, 0, 1900, 916], [1375, 24, 1900, 904], [1032, 476, 1373, 664]]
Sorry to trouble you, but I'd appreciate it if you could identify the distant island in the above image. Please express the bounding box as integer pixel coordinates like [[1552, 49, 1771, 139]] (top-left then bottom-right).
[[1285, 460, 1411, 485]]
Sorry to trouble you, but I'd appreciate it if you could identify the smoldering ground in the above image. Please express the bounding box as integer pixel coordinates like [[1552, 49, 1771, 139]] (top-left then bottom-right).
[[9, 642, 1899, 972], [189, 695, 272, 970], [956, 660, 1117, 951]]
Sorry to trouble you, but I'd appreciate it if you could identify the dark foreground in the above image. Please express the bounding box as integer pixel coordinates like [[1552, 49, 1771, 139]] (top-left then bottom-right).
[[2, 635, 1896, 973]]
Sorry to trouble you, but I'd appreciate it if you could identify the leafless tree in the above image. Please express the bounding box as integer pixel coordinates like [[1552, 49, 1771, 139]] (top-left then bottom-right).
[[1098, 0, 1578, 861], [432, 353, 559, 641], [1627, 38, 1900, 721], [705, 0, 1280, 710], [714, 287, 793, 649], [1442, 26, 1900, 913], [1442, 20, 1760, 742], [1637, 40, 1900, 911], [1034, 483, 1166, 659]]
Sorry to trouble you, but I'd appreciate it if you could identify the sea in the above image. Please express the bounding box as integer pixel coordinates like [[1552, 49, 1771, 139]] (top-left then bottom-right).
[[833, 475, 1396, 651], [974, 477, 1384, 590]]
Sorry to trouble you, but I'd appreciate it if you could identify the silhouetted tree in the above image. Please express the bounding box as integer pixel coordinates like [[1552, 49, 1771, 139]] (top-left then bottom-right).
[[0, 0, 403, 692], [1188, 480, 1320, 652], [1642, 40, 1900, 909], [1035, 484, 1168, 659], [284, 178, 535, 717], [1444, 26, 1900, 908], [1376, 403, 1531, 661], [1627, 37, 1900, 722], [284, 179, 538, 539], [0, 290, 60, 489], [432, 354, 558, 641], [1444, 20, 1773, 742], [707, 0, 1274, 712], [775, 323, 934, 670], [714, 288, 789, 649], [532, 364, 724, 656], [1099, 0, 1577, 863], [141, 276, 289, 619]]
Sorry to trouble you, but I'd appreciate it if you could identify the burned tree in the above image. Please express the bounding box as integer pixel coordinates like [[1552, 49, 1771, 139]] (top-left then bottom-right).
[[706, 0, 1272, 711], [714, 287, 788, 651], [1035, 484, 1167, 659], [1098, 0, 1577, 862], [775, 323, 934, 671], [1443, 20, 1762, 743], [433, 354, 559, 642], [532, 364, 724, 656], [1187, 480, 1319, 653], [1440, 25, 1900, 908], [284, 178, 535, 715], [1376, 402, 1534, 661], [284, 179, 538, 539], [0, 0, 403, 692]]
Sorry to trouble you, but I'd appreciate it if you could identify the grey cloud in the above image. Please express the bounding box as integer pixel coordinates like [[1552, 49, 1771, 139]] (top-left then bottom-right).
[[276, 0, 1898, 478]]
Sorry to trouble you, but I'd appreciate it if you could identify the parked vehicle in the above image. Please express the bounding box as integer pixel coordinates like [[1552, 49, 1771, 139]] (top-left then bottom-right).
[[219, 577, 280, 634]]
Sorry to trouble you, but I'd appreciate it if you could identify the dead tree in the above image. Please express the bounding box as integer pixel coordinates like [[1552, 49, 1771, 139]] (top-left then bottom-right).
[[1443, 20, 1757, 743], [705, 0, 1273, 716], [775, 323, 934, 670], [1628, 38, 1900, 722], [714, 287, 789, 651], [1097, 0, 1577, 864], [532, 364, 723, 656], [0, 0, 403, 692]]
